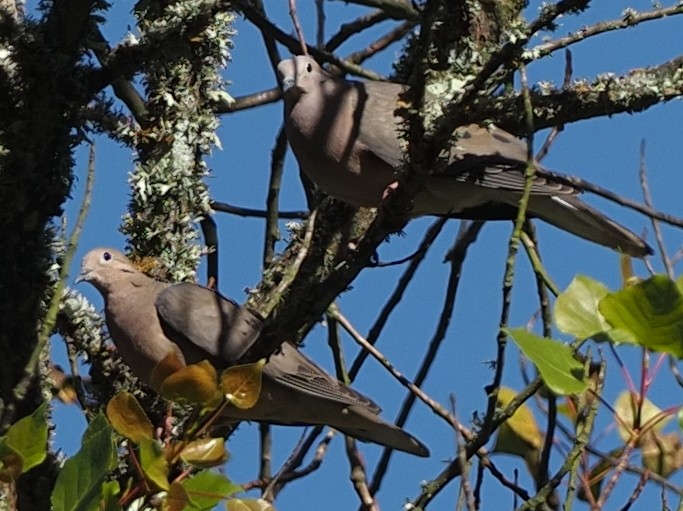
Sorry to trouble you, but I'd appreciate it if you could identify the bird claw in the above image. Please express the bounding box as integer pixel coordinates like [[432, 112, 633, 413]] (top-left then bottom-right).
[[381, 181, 400, 202]]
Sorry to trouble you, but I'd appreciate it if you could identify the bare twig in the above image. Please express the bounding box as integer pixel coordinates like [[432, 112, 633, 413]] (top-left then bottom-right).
[[325, 10, 391, 51], [345, 20, 415, 64], [331, 308, 458, 429], [371, 221, 484, 495], [349, 218, 448, 377], [11, 144, 96, 411], [315, 0, 325, 48], [263, 127, 289, 265], [200, 216, 218, 286], [535, 49, 572, 162], [530, 4, 683, 61], [346, 437, 378, 511], [288, 0, 308, 55], [638, 140, 673, 277], [537, 168, 683, 230], [211, 200, 307, 219], [216, 87, 281, 114], [482, 64, 537, 440]]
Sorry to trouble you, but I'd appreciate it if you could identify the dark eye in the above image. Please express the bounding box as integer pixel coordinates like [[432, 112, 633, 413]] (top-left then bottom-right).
[[103, 251, 112, 261], [306, 62, 312, 73]]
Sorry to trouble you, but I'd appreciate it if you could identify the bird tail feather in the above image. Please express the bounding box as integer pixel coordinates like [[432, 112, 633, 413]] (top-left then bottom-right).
[[527, 196, 652, 258], [337, 405, 430, 457]]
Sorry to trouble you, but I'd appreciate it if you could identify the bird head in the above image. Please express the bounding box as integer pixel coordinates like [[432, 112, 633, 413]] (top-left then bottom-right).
[[76, 248, 136, 293], [277, 55, 325, 100]]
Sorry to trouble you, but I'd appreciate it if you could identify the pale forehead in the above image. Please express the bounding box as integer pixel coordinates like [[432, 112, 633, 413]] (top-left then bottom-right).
[[277, 56, 320, 76], [83, 247, 127, 263]]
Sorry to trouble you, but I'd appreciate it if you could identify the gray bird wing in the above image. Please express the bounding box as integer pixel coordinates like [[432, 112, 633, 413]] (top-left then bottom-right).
[[446, 163, 579, 196], [355, 80, 406, 170], [155, 283, 264, 365], [155, 283, 381, 412], [264, 342, 382, 413]]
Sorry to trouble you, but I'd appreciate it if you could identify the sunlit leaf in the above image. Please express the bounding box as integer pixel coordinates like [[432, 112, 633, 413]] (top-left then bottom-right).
[[641, 432, 683, 477], [139, 438, 169, 491], [555, 275, 611, 340], [106, 392, 154, 443], [493, 387, 543, 457], [51, 413, 116, 511], [179, 437, 228, 468], [150, 349, 187, 391], [599, 275, 683, 357], [227, 498, 275, 511], [160, 360, 220, 405], [506, 328, 587, 395], [613, 391, 670, 445], [220, 360, 265, 409]]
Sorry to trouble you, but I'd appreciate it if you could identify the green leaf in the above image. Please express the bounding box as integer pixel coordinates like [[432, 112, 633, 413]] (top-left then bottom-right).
[[0, 401, 48, 478], [100, 480, 121, 511], [599, 275, 683, 357], [139, 438, 169, 491], [505, 328, 587, 395], [555, 275, 611, 339], [51, 413, 116, 511], [182, 471, 242, 510]]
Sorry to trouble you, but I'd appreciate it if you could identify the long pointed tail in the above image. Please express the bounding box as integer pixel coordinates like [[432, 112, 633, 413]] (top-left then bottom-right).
[[528, 195, 652, 258], [337, 405, 430, 457]]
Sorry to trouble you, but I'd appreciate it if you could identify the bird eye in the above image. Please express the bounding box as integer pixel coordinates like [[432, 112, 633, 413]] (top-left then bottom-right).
[[102, 251, 112, 262], [306, 62, 312, 73]]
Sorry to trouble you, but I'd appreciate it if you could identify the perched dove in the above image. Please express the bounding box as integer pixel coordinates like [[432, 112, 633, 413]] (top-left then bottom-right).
[[277, 55, 652, 258], [77, 248, 429, 457]]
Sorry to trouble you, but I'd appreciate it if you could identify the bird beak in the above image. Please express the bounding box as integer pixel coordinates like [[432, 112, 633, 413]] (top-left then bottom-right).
[[74, 268, 90, 284], [281, 77, 295, 93]]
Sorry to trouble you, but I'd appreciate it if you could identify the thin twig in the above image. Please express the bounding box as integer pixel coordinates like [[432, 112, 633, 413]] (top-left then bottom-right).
[[12, 144, 96, 408], [325, 10, 391, 52], [535, 49, 572, 162], [263, 127, 289, 266], [638, 140, 673, 277], [450, 396, 476, 511], [346, 437, 378, 511], [345, 20, 415, 64], [211, 200, 307, 219], [536, 168, 683, 229], [530, 4, 683, 61], [216, 87, 281, 114], [349, 218, 448, 378], [274, 210, 317, 297], [288, 0, 308, 55], [482, 64, 537, 440], [200, 216, 218, 286], [315, 0, 325, 49], [331, 308, 458, 429], [371, 221, 484, 495]]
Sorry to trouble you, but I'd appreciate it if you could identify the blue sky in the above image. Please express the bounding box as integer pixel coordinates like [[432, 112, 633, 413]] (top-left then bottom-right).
[[49, 1, 683, 509]]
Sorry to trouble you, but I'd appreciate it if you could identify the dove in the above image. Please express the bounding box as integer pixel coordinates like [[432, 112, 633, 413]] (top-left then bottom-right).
[[76, 248, 429, 457], [277, 55, 652, 258]]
